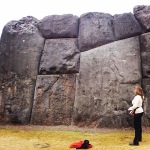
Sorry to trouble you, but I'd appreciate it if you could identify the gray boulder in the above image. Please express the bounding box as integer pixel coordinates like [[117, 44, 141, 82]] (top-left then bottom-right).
[[38, 14, 79, 38], [73, 36, 141, 128], [31, 74, 76, 125], [113, 13, 142, 40], [134, 5, 150, 31], [39, 38, 80, 74], [78, 12, 115, 52]]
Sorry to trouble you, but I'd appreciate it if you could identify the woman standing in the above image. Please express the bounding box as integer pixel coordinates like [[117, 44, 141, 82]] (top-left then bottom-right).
[[128, 84, 144, 146]]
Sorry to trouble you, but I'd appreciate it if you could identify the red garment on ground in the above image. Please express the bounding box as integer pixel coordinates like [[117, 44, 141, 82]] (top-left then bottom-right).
[[69, 140, 92, 149]]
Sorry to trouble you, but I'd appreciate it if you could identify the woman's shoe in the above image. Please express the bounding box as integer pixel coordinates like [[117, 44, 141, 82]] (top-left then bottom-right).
[[129, 142, 139, 146], [139, 140, 142, 142]]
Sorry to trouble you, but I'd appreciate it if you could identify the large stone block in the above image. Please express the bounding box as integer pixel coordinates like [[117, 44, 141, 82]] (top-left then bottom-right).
[[142, 78, 150, 106], [73, 36, 141, 128], [0, 16, 45, 79], [140, 33, 150, 78], [39, 39, 80, 74], [78, 12, 115, 52], [113, 13, 142, 40], [141, 52, 150, 77], [140, 33, 150, 51], [134, 5, 150, 32], [31, 74, 76, 125], [0, 72, 35, 124], [38, 14, 79, 38]]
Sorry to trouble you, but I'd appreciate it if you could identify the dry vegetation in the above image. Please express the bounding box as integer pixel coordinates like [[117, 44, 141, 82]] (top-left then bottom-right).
[[0, 125, 150, 150]]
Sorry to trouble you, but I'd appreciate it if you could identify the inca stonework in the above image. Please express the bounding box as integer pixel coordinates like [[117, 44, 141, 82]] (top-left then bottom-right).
[[0, 5, 150, 128]]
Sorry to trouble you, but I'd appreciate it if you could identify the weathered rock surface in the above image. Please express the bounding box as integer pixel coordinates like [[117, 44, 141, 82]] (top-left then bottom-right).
[[38, 14, 79, 38], [140, 33, 150, 51], [140, 33, 150, 77], [140, 32, 150, 126], [142, 78, 150, 126], [78, 12, 115, 52], [0, 16, 45, 124], [0, 72, 35, 124], [113, 13, 142, 40], [134, 5, 150, 31], [141, 52, 150, 77], [73, 36, 141, 128], [0, 16, 45, 78], [31, 74, 76, 125], [1, 6, 150, 127], [39, 38, 80, 74], [0, 85, 4, 123]]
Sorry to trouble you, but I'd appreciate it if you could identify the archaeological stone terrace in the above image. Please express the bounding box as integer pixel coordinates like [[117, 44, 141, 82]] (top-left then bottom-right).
[[0, 5, 150, 128]]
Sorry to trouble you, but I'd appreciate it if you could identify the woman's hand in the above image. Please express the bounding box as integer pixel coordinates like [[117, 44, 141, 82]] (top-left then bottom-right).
[[128, 110, 134, 115]]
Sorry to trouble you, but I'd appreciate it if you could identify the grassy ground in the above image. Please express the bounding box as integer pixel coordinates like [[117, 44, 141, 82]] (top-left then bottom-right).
[[0, 125, 150, 150]]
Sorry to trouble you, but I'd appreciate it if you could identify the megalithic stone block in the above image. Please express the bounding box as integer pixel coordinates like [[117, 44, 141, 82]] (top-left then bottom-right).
[[141, 52, 150, 77], [39, 38, 80, 74], [73, 36, 141, 128], [134, 5, 150, 32], [38, 14, 79, 38], [113, 13, 142, 40], [78, 12, 115, 52], [0, 73, 35, 124], [140, 33, 150, 51], [140, 33, 150, 77], [31, 74, 76, 125], [0, 16, 45, 79]]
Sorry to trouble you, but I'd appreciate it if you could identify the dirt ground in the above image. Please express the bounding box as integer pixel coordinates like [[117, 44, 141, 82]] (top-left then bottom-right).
[[0, 124, 150, 133]]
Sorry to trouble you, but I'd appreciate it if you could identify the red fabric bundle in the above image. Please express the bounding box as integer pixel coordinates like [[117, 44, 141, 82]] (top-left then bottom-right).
[[69, 140, 92, 149]]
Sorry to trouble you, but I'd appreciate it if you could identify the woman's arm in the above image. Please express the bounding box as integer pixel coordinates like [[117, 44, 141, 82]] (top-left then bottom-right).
[[128, 96, 140, 111]]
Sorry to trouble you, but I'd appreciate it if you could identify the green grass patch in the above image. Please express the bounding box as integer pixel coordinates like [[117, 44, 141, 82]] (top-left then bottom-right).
[[0, 126, 150, 150]]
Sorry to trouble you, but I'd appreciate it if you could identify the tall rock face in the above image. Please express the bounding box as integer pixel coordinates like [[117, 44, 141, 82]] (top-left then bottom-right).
[[0, 16, 45, 124], [73, 37, 141, 128], [1, 5, 150, 128]]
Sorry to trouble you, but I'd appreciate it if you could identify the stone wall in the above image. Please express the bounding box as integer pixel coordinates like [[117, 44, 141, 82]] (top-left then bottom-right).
[[0, 5, 150, 128]]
